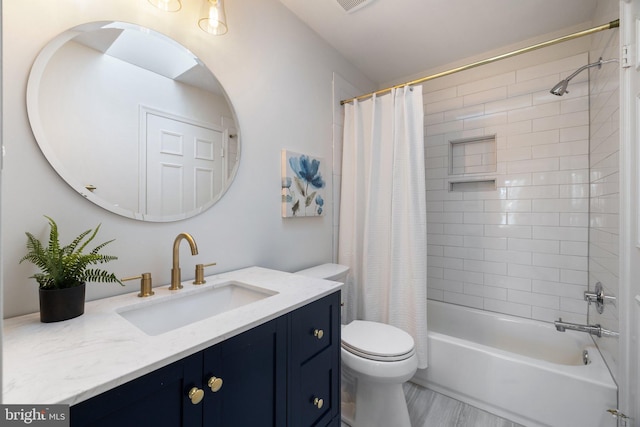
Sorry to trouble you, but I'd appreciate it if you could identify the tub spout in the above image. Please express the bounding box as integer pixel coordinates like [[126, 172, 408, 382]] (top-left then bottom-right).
[[554, 318, 619, 338]]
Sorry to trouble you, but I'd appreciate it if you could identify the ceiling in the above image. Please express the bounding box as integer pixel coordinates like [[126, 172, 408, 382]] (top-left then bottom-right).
[[278, 0, 599, 85]]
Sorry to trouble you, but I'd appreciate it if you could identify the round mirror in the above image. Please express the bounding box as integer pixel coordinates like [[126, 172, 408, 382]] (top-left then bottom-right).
[[27, 21, 240, 221]]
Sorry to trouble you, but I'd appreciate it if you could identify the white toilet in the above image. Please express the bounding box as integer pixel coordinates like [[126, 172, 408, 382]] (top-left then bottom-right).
[[296, 263, 418, 427]]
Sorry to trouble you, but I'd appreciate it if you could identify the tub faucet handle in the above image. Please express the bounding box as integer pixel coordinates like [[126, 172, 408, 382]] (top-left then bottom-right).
[[584, 282, 616, 314]]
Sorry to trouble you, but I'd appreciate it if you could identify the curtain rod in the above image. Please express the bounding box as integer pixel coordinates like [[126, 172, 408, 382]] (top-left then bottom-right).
[[341, 19, 620, 105]]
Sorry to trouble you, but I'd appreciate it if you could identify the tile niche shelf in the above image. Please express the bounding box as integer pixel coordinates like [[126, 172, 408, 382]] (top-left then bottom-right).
[[448, 135, 497, 192], [449, 179, 496, 192]]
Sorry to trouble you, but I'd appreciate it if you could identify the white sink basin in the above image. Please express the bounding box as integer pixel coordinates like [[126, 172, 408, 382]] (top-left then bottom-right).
[[117, 281, 277, 336]]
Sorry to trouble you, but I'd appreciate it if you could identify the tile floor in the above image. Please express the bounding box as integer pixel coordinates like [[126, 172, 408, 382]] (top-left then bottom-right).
[[342, 382, 523, 427]]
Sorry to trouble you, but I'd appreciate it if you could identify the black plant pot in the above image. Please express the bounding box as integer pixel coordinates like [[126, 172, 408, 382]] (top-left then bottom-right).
[[39, 283, 86, 323]]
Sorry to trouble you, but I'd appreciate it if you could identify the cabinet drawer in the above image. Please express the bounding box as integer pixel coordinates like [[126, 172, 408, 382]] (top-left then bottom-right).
[[298, 349, 337, 427], [290, 292, 340, 363]]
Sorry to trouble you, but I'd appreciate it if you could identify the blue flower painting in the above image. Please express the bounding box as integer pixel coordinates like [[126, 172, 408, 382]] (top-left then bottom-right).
[[281, 150, 326, 217]]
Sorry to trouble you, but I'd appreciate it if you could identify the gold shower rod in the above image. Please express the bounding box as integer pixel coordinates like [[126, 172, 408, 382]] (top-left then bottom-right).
[[341, 19, 620, 105]]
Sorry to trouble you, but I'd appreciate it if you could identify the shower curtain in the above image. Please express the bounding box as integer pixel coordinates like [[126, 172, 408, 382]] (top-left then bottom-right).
[[338, 86, 428, 369]]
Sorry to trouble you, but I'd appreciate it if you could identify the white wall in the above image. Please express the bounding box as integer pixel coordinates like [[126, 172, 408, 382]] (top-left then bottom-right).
[[2, 0, 374, 318], [422, 39, 594, 323]]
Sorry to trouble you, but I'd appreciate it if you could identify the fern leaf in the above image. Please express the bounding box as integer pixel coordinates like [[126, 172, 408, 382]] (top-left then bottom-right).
[[21, 216, 123, 289]]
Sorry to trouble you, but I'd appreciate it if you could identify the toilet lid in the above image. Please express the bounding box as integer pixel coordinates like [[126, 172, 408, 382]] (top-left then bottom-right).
[[341, 320, 415, 361]]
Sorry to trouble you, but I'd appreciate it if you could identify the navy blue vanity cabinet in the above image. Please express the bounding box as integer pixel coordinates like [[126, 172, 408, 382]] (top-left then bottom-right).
[[70, 352, 204, 426], [70, 291, 341, 427], [70, 318, 285, 427], [288, 291, 341, 427], [203, 316, 287, 426]]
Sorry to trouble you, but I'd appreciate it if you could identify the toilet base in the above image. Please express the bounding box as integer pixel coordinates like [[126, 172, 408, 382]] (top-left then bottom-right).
[[352, 378, 411, 427]]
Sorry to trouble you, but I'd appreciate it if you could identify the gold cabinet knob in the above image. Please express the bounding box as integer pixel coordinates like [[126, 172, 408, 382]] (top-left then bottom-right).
[[188, 387, 205, 404], [313, 397, 324, 409], [208, 376, 224, 392], [313, 329, 324, 339]]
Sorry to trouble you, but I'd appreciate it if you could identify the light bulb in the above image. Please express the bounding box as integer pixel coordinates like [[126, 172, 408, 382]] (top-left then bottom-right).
[[198, 0, 228, 35]]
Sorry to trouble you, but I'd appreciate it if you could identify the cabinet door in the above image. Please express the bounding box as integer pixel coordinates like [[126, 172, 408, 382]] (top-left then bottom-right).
[[70, 352, 203, 427], [203, 317, 287, 427]]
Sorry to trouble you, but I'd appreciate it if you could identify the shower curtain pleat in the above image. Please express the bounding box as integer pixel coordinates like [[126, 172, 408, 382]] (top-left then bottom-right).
[[339, 86, 428, 369]]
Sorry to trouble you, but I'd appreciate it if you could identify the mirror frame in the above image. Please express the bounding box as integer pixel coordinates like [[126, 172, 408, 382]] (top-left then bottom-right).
[[26, 21, 241, 222]]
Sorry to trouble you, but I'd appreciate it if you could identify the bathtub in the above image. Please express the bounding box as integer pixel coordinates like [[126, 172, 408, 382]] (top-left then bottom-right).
[[412, 300, 618, 427]]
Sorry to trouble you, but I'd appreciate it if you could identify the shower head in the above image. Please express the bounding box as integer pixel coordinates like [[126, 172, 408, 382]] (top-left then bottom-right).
[[550, 57, 618, 96], [550, 79, 570, 96]]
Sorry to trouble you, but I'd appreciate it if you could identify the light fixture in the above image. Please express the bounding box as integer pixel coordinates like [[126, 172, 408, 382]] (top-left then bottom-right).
[[198, 0, 228, 36], [147, 0, 182, 12]]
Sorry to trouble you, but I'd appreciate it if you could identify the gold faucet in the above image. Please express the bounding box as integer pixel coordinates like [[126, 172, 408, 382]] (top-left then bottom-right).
[[170, 233, 199, 290]]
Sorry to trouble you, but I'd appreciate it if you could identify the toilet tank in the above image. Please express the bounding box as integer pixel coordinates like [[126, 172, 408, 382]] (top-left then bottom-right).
[[295, 263, 349, 283]]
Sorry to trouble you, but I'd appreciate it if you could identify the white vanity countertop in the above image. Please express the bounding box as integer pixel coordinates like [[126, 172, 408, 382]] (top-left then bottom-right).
[[3, 266, 342, 405]]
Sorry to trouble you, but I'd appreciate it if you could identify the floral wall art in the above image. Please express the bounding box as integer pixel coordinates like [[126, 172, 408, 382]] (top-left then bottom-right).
[[281, 150, 326, 217]]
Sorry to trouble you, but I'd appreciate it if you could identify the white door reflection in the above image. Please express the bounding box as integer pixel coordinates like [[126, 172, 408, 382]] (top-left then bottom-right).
[[143, 109, 224, 217]]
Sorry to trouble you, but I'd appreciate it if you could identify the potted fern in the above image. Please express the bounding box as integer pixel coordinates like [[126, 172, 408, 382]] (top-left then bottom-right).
[[20, 216, 123, 323]]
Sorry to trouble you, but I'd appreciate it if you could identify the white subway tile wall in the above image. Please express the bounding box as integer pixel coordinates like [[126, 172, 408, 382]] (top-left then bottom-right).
[[588, 4, 620, 375], [424, 52, 591, 323]]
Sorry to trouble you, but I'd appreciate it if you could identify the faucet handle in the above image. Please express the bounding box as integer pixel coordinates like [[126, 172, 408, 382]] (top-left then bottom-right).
[[584, 282, 616, 314], [193, 263, 217, 285], [122, 273, 154, 297]]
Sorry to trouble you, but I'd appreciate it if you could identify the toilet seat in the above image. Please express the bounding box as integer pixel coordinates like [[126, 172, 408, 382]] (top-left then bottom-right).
[[341, 320, 415, 362]]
